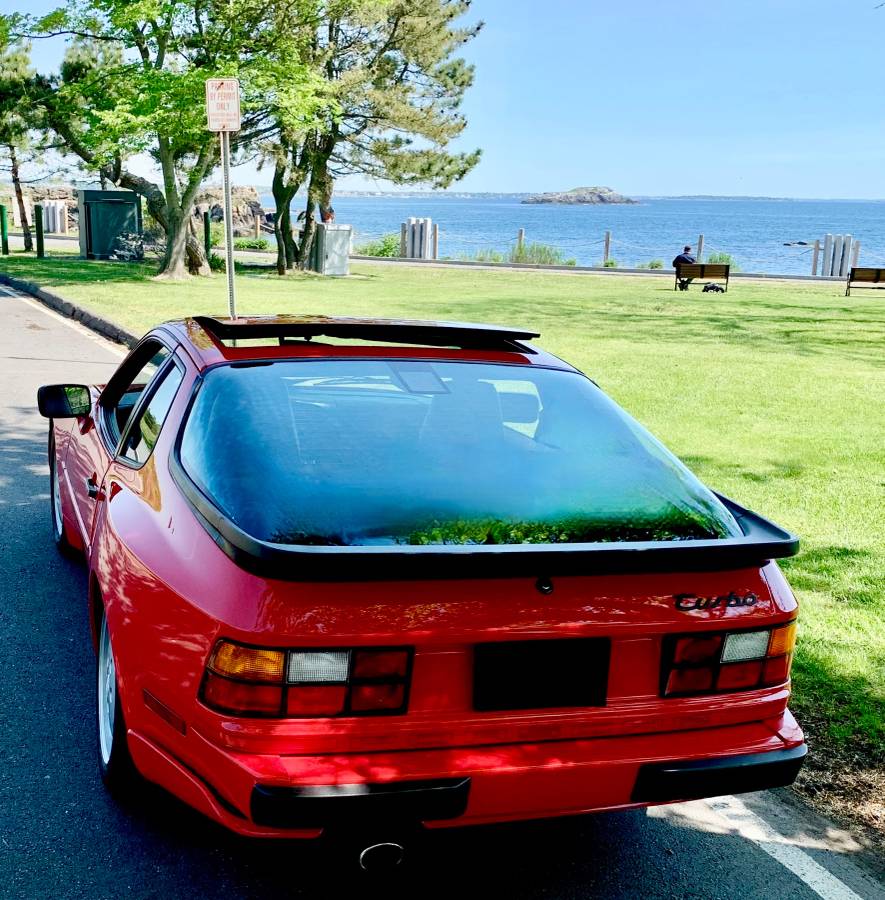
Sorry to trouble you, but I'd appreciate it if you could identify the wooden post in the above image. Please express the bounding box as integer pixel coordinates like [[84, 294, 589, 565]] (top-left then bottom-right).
[[400, 222, 407, 258], [406, 217, 416, 258], [432, 222, 439, 260], [832, 235, 844, 278], [840, 235, 852, 277], [517, 227, 525, 250], [0, 205, 8, 255], [203, 211, 211, 260], [59, 201, 68, 235], [254, 214, 261, 239], [696, 234, 704, 263], [811, 239, 820, 276], [822, 233, 833, 276], [35, 204, 44, 258], [851, 240, 861, 269], [603, 230, 611, 265]]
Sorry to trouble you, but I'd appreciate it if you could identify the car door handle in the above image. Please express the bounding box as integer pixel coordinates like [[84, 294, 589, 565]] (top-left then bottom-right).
[[85, 476, 100, 499]]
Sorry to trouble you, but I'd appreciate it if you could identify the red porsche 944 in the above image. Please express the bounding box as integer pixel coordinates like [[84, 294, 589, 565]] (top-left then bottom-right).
[[38, 315, 805, 859]]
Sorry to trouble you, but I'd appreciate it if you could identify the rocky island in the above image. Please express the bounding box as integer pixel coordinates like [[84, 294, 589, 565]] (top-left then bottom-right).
[[521, 186, 637, 205]]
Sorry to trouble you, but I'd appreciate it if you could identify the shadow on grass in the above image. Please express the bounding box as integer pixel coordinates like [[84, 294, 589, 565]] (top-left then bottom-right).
[[0, 254, 154, 286], [681, 454, 806, 483]]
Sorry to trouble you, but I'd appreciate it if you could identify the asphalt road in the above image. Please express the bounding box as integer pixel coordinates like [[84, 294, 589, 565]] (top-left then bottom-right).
[[0, 286, 882, 900]]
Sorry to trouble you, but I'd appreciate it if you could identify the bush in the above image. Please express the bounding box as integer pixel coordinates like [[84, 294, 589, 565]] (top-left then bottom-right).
[[705, 251, 739, 271], [233, 236, 270, 251], [648, 259, 663, 269], [461, 248, 506, 263], [461, 242, 576, 267], [602, 258, 619, 268], [355, 233, 401, 257], [208, 222, 224, 248], [110, 231, 144, 262], [509, 242, 576, 266], [208, 252, 226, 272]]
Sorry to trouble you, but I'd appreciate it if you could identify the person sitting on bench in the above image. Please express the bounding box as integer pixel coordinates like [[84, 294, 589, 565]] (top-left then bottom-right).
[[672, 245, 696, 291]]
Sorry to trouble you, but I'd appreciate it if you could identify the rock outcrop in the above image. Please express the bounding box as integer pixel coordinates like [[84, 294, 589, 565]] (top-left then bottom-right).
[[522, 186, 637, 205], [193, 185, 271, 235]]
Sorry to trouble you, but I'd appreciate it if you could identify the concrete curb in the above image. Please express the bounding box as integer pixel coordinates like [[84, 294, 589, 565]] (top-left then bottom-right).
[[0, 271, 139, 348]]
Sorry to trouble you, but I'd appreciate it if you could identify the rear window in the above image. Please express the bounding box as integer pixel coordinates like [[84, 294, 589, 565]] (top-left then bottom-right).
[[179, 360, 741, 546]]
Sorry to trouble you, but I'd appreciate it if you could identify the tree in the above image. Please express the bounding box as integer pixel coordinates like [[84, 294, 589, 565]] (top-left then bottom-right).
[[11, 1, 326, 277], [289, 0, 482, 269], [0, 40, 37, 249]]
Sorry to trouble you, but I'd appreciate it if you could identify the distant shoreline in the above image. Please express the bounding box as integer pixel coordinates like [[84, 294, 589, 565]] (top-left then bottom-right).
[[249, 189, 885, 203]]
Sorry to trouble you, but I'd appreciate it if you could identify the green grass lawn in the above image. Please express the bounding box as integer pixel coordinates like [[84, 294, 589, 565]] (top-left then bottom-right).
[[3, 254, 884, 774]]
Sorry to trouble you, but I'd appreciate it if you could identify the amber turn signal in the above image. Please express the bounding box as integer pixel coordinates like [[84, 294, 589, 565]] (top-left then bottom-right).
[[208, 641, 285, 683]]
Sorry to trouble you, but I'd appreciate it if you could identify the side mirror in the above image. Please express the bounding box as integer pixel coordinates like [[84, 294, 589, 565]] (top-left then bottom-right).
[[37, 384, 92, 419], [499, 391, 540, 424]]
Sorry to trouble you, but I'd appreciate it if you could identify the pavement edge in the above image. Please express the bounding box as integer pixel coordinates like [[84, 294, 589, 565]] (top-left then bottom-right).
[[0, 271, 139, 348]]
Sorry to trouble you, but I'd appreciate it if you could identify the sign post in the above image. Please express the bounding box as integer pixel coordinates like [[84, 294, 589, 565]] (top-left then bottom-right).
[[205, 78, 242, 319]]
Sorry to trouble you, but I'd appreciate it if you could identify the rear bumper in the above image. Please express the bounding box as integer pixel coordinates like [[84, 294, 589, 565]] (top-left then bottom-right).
[[128, 709, 806, 839], [631, 744, 807, 803]]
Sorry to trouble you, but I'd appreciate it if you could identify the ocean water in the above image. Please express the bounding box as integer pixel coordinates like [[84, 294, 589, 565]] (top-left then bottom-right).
[[262, 194, 885, 275]]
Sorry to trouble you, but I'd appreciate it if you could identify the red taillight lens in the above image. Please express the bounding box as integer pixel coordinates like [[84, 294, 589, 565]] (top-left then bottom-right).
[[666, 667, 714, 695], [672, 635, 722, 665], [716, 660, 764, 690], [286, 685, 348, 717], [350, 683, 406, 712], [663, 620, 797, 697], [202, 671, 283, 714], [200, 641, 411, 718], [353, 649, 409, 679], [763, 654, 792, 685]]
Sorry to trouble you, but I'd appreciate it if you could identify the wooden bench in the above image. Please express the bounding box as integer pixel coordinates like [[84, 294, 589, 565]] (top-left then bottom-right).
[[845, 267, 885, 296], [674, 263, 730, 292]]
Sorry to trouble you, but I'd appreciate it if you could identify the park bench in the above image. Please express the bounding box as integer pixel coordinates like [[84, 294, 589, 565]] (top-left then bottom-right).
[[674, 263, 730, 292], [845, 267, 885, 296]]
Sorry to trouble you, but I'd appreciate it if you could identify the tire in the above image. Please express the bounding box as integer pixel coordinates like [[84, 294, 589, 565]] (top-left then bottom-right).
[[49, 430, 75, 555], [97, 608, 140, 796]]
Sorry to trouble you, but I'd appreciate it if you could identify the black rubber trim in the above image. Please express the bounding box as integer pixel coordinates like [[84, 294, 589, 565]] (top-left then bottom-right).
[[170, 459, 799, 581], [192, 315, 540, 353], [250, 776, 471, 828], [167, 364, 799, 582], [631, 744, 807, 803]]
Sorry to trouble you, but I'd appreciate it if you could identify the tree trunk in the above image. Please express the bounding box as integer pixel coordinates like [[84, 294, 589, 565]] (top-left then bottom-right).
[[282, 205, 297, 268], [9, 145, 32, 252], [158, 210, 190, 279], [296, 143, 334, 271], [271, 156, 303, 274], [297, 200, 317, 271], [271, 160, 292, 275], [186, 218, 211, 276]]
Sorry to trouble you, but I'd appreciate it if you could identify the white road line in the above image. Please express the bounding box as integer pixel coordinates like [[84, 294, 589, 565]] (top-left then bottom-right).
[[0, 285, 127, 358], [704, 795, 868, 900]]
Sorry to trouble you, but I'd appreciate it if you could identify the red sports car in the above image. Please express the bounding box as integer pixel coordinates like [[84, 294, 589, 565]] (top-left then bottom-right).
[[38, 315, 805, 867]]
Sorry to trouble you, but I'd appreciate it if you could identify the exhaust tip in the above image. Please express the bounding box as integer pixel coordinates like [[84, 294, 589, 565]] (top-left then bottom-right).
[[359, 841, 405, 872]]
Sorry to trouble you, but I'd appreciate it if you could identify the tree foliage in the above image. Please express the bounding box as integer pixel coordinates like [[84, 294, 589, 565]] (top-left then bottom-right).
[[10, 0, 327, 276], [2, 0, 481, 277]]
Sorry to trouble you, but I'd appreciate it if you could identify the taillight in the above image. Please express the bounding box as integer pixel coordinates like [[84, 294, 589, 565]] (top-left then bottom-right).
[[662, 621, 796, 697], [201, 642, 411, 717]]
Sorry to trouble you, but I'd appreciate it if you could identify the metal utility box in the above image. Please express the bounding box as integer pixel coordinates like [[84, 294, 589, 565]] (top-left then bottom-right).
[[77, 189, 142, 259], [308, 223, 352, 275]]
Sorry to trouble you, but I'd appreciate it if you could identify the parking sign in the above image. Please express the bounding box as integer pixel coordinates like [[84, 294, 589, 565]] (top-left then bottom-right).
[[205, 79, 241, 132]]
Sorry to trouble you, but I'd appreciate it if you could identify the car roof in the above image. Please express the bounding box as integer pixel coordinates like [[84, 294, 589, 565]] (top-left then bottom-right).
[[155, 315, 576, 371]]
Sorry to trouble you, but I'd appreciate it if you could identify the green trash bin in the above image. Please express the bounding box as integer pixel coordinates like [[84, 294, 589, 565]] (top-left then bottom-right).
[[77, 189, 142, 260]]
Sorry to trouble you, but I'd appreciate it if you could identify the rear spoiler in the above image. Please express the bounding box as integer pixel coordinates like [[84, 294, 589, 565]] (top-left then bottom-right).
[[170, 456, 798, 581]]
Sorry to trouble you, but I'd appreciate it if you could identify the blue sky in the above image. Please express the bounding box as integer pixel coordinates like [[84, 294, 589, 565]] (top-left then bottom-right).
[[15, 0, 885, 197]]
